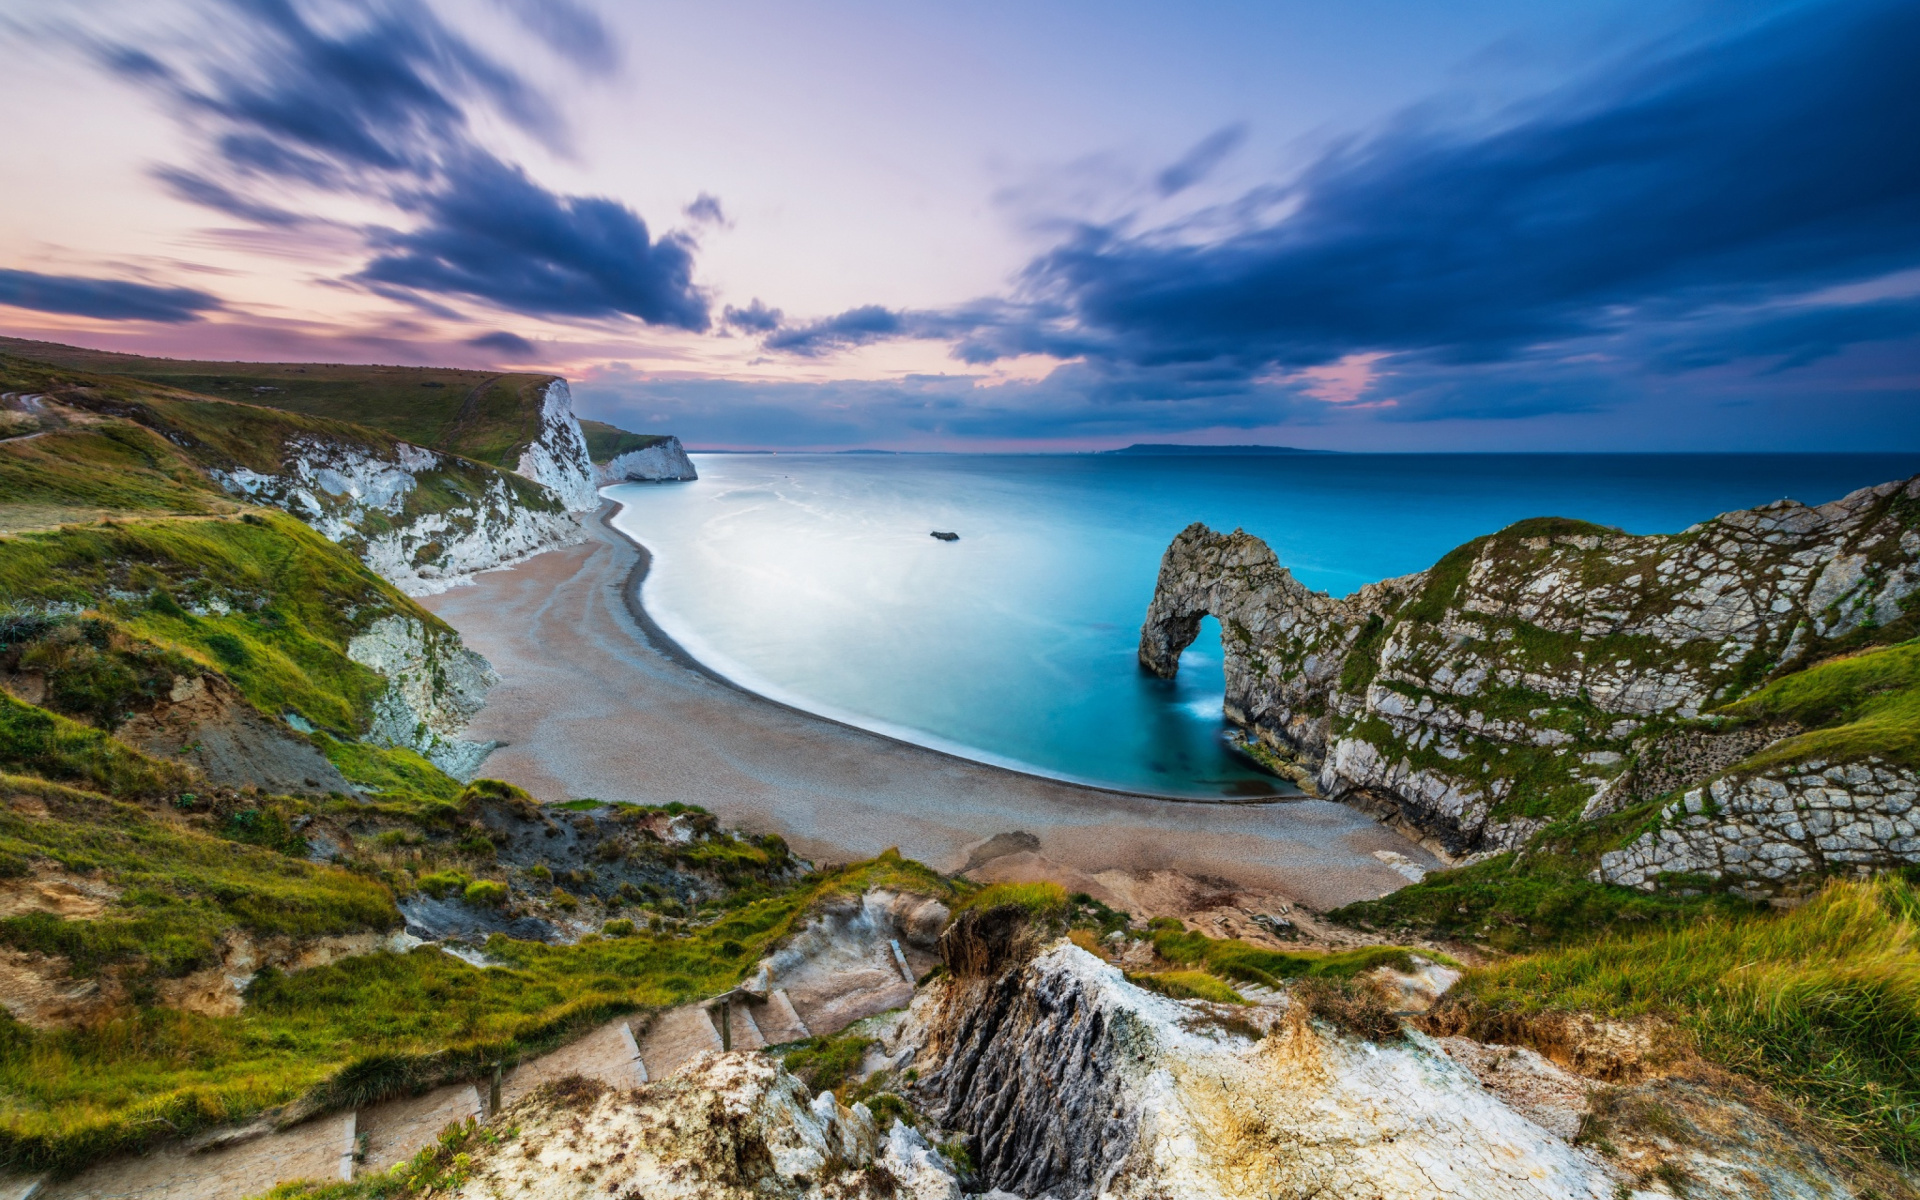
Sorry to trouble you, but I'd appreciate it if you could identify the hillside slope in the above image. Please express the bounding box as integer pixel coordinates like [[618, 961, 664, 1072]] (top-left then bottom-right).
[[0, 353, 584, 593], [0, 337, 601, 509]]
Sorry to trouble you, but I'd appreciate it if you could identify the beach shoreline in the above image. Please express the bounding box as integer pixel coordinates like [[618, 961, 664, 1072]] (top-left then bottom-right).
[[417, 499, 1438, 909], [601, 498, 1296, 806]]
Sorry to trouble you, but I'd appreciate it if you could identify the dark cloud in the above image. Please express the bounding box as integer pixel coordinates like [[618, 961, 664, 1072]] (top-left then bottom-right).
[[88, 0, 706, 329], [753, 0, 1920, 432], [104, 0, 555, 188], [1013, 0, 1920, 374], [684, 193, 728, 226], [764, 305, 906, 355], [1649, 297, 1920, 373], [466, 330, 537, 356], [1154, 123, 1247, 197], [358, 155, 708, 328], [0, 269, 223, 322], [722, 299, 782, 333]]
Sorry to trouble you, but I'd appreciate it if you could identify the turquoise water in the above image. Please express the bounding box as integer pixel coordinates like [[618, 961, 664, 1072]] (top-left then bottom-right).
[[607, 453, 1920, 798]]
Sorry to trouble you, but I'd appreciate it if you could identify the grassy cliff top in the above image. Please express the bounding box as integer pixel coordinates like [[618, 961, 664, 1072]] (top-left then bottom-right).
[[578, 418, 670, 464], [0, 337, 558, 469]]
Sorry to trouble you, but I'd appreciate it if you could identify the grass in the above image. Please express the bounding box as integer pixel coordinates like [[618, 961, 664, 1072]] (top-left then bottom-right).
[[1450, 873, 1920, 1166], [0, 340, 558, 469], [1720, 637, 1920, 770], [0, 853, 956, 1174], [578, 419, 668, 464], [0, 511, 444, 739], [1334, 838, 1757, 953], [0, 775, 395, 978], [0, 696, 194, 800], [1128, 969, 1247, 1004], [952, 880, 1067, 917], [1142, 918, 1439, 990]]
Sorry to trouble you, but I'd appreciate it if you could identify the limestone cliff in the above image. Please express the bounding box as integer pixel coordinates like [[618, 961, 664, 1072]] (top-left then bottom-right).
[[346, 615, 501, 779], [512, 379, 602, 510], [598, 434, 698, 483], [213, 436, 584, 596], [1140, 477, 1920, 888]]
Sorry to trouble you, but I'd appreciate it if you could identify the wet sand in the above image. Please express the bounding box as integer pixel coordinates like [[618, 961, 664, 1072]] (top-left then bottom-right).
[[418, 506, 1437, 910]]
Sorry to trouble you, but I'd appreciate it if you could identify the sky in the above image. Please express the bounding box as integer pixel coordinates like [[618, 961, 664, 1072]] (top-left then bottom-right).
[[1, 0, 1917, 451]]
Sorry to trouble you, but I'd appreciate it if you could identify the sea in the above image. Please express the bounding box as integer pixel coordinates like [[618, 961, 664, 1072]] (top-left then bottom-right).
[[606, 452, 1920, 799]]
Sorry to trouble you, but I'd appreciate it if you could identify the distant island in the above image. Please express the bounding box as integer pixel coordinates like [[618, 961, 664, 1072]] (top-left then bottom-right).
[[1100, 443, 1331, 456]]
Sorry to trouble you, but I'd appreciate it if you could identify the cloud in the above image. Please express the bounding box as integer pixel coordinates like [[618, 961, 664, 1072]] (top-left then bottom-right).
[[1154, 123, 1247, 197], [0, 269, 223, 322], [750, 0, 1920, 432], [684, 193, 729, 227], [86, 0, 706, 329], [358, 155, 708, 327], [466, 330, 536, 356], [722, 298, 782, 333], [491, 0, 618, 75], [1008, 0, 1920, 375]]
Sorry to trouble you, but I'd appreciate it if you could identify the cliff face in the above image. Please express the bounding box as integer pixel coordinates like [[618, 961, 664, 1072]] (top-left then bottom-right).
[[907, 931, 1615, 1200], [513, 379, 602, 510], [345, 615, 501, 779], [213, 436, 585, 596], [598, 434, 698, 483], [1140, 478, 1920, 882]]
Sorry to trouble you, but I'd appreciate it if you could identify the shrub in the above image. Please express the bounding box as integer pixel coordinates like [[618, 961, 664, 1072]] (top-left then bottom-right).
[[602, 919, 635, 937], [417, 869, 472, 899], [462, 880, 507, 907]]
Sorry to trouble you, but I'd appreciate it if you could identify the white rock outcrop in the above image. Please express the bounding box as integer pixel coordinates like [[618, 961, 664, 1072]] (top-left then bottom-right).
[[598, 434, 698, 483], [1140, 475, 1920, 871], [1597, 757, 1920, 891], [346, 615, 500, 779], [213, 435, 583, 596], [910, 940, 1621, 1199], [447, 1051, 960, 1200], [514, 379, 601, 511]]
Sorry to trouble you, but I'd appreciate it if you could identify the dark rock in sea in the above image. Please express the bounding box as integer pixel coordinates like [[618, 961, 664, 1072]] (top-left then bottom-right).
[[931, 530, 960, 541]]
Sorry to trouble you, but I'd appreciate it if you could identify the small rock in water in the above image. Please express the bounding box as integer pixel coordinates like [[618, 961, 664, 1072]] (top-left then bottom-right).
[[930, 530, 960, 541]]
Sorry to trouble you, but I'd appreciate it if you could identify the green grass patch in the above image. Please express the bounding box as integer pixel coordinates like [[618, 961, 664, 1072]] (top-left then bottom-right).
[[1719, 638, 1920, 770], [1333, 835, 1755, 953], [0, 774, 395, 979], [952, 881, 1068, 918], [1128, 969, 1247, 1004], [1144, 919, 1439, 989], [578, 419, 669, 464], [1452, 874, 1920, 1166], [0, 854, 954, 1173], [0, 695, 193, 800]]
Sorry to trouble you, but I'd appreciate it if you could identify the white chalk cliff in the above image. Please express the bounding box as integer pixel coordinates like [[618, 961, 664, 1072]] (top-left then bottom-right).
[[598, 434, 698, 483], [514, 379, 603, 510], [1139, 475, 1920, 890]]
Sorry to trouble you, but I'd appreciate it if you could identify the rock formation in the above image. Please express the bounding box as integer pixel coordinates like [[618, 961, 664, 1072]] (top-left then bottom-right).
[[598, 433, 699, 483], [213, 436, 585, 596], [513, 380, 603, 509], [346, 615, 502, 779], [1139, 477, 1920, 885]]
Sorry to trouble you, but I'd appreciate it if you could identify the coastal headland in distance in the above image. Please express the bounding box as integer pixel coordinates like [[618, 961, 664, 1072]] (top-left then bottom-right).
[[418, 502, 1436, 911]]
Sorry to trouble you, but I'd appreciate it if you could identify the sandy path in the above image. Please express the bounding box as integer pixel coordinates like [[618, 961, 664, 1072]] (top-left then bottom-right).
[[419, 507, 1436, 910]]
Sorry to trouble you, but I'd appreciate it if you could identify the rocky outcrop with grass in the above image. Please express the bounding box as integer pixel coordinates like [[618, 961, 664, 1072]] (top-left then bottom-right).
[[346, 615, 501, 779], [600, 435, 698, 483], [900, 908, 1615, 1199], [1141, 477, 1920, 879], [213, 433, 584, 596], [512, 379, 601, 510]]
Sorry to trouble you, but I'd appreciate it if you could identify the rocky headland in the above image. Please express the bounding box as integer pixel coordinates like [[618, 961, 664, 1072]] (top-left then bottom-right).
[[1141, 476, 1920, 897]]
